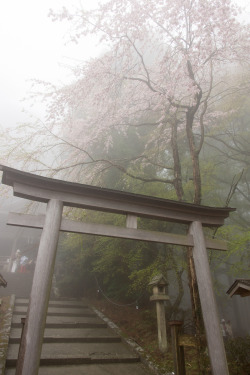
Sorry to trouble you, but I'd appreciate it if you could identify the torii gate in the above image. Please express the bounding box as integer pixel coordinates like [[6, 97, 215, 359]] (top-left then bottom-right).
[[0, 165, 234, 375]]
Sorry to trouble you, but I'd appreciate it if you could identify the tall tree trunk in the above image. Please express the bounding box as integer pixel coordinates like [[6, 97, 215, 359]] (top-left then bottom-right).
[[171, 119, 184, 201], [185, 59, 203, 204], [185, 115, 209, 372], [186, 108, 202, 205], [187, 247, 208, 374], [184, 61, 208, 372]]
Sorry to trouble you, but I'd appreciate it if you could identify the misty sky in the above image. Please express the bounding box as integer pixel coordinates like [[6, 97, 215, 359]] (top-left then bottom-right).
[[0, 0, 249, 129], [0, 0, 100, 129]]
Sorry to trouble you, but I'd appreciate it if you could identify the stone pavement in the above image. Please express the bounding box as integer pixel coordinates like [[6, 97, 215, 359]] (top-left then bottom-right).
[[4, 298, 153, 374]]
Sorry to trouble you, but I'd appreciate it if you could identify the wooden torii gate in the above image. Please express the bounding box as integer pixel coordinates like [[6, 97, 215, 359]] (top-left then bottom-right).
[[0, 165, 234, 375]]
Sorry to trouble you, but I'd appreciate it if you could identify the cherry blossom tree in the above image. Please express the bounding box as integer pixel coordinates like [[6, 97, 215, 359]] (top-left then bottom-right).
[[35, 0, 249, 204], [3, 0, 249, 205]]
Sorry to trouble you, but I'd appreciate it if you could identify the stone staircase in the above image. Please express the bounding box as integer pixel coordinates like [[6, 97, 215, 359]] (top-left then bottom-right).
[[4, 298, 152, 374]]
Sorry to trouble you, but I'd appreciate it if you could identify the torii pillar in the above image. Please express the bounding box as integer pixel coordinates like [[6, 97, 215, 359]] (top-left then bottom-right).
[[16, 199, 63, 374], [190, 221, 229, 375]]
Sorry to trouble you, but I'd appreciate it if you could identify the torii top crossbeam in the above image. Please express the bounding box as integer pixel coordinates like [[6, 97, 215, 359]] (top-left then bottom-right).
[[0, 164, 234, 226]]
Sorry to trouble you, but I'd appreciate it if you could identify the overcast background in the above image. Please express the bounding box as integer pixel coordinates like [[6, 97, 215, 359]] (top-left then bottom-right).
[[0, 0, 101, 129], [0, 0, 249, 130]]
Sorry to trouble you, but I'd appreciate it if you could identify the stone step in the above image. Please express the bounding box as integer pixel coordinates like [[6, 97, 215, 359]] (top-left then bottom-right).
[[14, 304, 92, 312], [13, 305, 96, 317], [10, 327, 118, 340], [11, 321, 107, 329], [5, 362, 150, 375], [6, 342, 140, 365], [15, 298, 89, 309], [9, 336, 121, 344], [6, 354, 140, 367], [11, 314, 104, 325]]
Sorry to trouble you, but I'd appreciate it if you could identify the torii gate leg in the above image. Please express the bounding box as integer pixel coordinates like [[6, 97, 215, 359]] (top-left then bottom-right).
[[16, 199, 63, 375], [189, 221, 229, 375]]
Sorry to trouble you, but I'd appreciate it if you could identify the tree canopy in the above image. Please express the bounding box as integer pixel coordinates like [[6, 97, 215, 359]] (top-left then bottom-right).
[[2, 0, 249, 206]]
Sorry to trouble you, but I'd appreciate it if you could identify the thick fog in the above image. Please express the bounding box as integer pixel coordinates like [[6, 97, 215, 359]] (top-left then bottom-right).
[[0, 189, 45, 255]]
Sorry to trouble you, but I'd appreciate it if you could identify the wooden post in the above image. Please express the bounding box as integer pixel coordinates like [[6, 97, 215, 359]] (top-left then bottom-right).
[[17, 318, 26, 361], [16, 199, 63, 375], [126, 214, 137, 229], [169, 321, 186, 375], [189, 221, 229, 375]]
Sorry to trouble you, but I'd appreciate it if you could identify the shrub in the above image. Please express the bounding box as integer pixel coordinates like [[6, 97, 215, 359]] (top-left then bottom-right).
[[225, 336, 250, 375]]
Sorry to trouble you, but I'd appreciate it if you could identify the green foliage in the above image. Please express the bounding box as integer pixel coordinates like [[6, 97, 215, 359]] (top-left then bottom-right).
[[212, 225, 250, 278], [55, 232, 98, 297], [225, 336, 250, 375], [56, 207, 188, 315]]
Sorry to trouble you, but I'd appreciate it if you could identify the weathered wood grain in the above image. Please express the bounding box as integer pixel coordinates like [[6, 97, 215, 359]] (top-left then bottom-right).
[[189, 221, 229, 375], [12, 181, 231, 226], [8, 213, 227, 250], [16, 199, 63, 375]]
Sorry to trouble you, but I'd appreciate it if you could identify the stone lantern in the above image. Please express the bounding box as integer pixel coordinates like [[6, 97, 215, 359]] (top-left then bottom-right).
[[149, 274, 169, 352]]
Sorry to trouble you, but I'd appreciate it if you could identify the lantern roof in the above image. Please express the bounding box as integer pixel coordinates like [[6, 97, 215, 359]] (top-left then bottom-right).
[[226, 279, 250, 298], [149, 274, 168, 287]]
